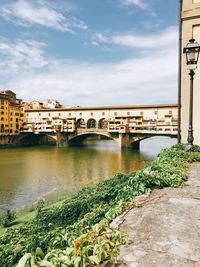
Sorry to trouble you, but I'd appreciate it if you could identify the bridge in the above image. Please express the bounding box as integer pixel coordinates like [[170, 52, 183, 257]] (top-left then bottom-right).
[[17, 104, 178, 149]]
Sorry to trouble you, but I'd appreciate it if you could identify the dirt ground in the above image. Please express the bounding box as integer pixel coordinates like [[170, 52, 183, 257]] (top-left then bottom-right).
[[111, 163, 200, 267]]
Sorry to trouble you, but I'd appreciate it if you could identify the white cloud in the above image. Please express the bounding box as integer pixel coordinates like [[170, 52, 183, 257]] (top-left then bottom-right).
[[0, 36, 178, 106], [91, 26, 178, 50], [120, 0, 148, 9], [143, 21, 160, 29], [0, 39, 48, 70], [0, 0, 88, 32]]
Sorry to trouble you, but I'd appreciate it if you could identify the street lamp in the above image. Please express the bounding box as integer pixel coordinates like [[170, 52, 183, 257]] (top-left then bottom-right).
[[183, 38, 200, 150]]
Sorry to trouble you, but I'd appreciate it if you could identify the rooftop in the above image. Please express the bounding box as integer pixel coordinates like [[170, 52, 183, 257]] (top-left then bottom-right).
[[25, 104, 178, 112]]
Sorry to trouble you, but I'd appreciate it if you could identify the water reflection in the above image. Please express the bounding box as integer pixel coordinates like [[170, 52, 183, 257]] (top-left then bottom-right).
[[0, 137, 176, 211]]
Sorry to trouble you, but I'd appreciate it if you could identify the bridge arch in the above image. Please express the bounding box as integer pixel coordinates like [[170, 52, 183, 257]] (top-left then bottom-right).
[[68, 132, 114, 146], [17, 133, 57, 146], [128, 135, 177, 150], [87, 118, 97, 129]]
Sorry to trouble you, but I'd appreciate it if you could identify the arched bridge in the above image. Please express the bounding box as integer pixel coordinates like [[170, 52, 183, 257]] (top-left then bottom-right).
[[19, 104, 178, 149]]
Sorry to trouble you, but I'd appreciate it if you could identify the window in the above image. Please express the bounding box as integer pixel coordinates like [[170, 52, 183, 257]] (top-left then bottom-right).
[[140, 112, 143, 116], [102, 112, 105, 116], [114, 112, 117, 116], [127, 112, 130, 115], [154, 111, 157, 115], [79, 113, 82, 116], [169, 110, 172, 115], [69, 113, 71, 116], [90, 112, 93, 116]]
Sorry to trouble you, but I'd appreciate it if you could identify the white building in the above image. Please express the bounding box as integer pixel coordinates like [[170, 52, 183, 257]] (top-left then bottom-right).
[[42, 100, 63, 109], [181, 0, 200, 145]]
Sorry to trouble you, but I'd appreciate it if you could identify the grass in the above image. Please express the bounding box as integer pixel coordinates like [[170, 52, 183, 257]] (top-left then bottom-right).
[[0, 210, 37, 235]]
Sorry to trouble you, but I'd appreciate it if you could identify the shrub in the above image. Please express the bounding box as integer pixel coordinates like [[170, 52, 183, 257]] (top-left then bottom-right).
[[36, 198, 45, 214], [0, 209, 16, 228]]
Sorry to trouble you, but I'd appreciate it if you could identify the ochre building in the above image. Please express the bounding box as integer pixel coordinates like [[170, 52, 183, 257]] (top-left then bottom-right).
[[0, 90, 24, 135], [181, 0, 200, 144]]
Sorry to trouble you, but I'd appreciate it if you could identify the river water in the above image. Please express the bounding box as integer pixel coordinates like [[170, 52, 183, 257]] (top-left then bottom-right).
[[0, 137, 176, 212]]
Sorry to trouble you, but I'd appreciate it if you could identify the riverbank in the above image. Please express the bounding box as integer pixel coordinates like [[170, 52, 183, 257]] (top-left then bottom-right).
[[114, 162, 200, 266], [0, 144, 200, 267]]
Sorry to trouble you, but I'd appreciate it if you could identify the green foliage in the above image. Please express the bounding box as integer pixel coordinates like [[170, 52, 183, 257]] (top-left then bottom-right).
[[36, 199, 45, 215], [1, 146, 200, 267], [0, 209, 16, 228]]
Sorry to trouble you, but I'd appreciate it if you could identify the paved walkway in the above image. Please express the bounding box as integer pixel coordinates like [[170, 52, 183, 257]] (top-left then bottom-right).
[[112, 163, 200, 267]]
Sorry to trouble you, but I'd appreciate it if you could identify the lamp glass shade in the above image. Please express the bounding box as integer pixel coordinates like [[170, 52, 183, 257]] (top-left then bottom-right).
[[183, 39, 200, 69]]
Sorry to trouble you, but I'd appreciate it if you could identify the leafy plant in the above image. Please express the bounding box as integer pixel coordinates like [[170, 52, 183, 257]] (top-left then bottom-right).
[[36, 198, 45, 215], [1, 145, 200, 267], [0, 209, 16, 228]]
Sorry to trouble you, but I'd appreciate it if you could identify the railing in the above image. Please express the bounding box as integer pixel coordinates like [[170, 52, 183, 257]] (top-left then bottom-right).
[[77, 128, 108, 135]]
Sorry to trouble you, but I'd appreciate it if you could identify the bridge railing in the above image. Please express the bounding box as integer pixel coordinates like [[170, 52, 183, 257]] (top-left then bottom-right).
[[76, 128, 108, 135]]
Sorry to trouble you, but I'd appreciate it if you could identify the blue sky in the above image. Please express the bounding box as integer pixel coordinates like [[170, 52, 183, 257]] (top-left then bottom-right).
[[0, 0, 179, 106]]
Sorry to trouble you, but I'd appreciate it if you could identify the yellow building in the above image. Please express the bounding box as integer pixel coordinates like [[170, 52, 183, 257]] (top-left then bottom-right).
[[0, 90, 24, 135], [181, 0, 200, 145]]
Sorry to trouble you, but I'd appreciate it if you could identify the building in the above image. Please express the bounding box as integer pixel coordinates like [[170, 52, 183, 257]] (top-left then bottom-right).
[[30, 101, 44, 110], [23, 104, 178, 135], [181, 0, 200, 145], [20, 100, 63, 111], [43, 100, 63, 109], [0, 90, 24, 135]]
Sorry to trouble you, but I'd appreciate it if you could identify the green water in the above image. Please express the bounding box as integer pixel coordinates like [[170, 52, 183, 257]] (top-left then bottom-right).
[[0, 137, 176, 211]]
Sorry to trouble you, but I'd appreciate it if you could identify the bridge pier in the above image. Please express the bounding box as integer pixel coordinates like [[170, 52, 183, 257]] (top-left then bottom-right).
[[115, 133, 140, 150], [56, 132, 69, 147], [0, 135, 23, 147]]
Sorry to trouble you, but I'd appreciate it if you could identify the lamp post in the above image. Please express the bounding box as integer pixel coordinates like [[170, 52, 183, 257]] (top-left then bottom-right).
[[183, 38, 200, 150]]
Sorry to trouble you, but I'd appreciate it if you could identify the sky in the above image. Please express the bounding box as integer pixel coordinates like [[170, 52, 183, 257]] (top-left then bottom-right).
[[0, 0, 179, 106]]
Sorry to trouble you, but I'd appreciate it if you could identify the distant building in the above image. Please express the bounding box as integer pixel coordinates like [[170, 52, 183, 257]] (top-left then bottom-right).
[[42, 100, 63, 109], [0, 90, 24, 135], [181, 0, 200, 145], [31, 101, 44, 110]]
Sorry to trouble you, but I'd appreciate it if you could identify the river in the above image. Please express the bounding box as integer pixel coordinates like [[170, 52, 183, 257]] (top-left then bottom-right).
[[0, 137, 176, 212]]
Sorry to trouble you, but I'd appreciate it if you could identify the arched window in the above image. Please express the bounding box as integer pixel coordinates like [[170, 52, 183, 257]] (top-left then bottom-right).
[[87, 119, 97, 129], [98, 118, 107, 129], [76, 118, 86, 128]]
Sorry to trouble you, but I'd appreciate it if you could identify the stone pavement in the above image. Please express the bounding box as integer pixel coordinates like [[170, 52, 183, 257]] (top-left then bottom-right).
[[112, 163, 200, 267]]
